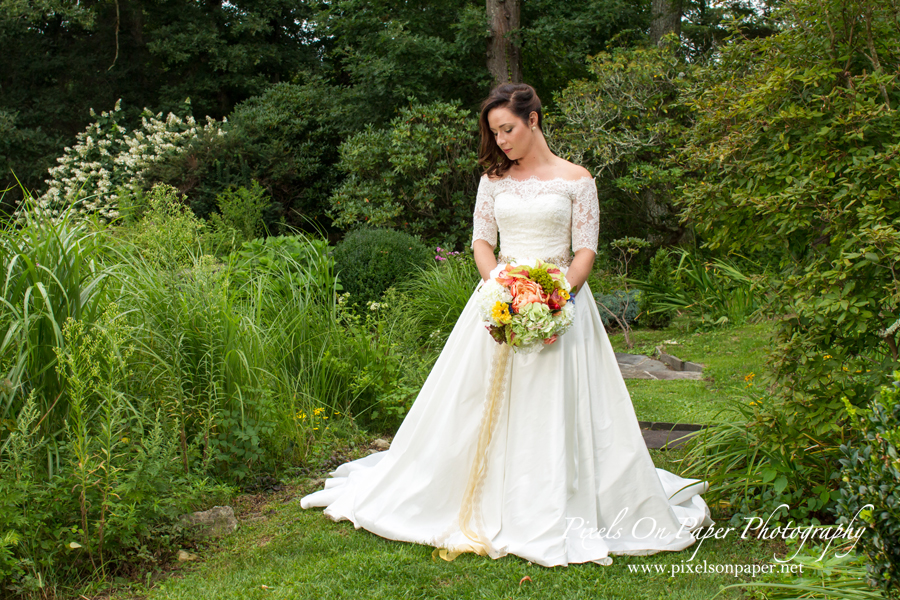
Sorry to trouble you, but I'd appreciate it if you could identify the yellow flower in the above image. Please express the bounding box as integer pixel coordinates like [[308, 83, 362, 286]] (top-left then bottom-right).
[[559, 289, 570, 300], [491, 301, 512, 325], [823, 354, 832, 359]]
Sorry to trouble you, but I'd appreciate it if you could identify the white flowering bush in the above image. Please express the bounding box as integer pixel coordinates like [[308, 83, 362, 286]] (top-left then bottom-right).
[[19, 100, 226, 223]]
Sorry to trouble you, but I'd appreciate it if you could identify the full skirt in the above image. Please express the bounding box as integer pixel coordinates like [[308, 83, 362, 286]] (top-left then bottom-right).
[[299, 280, 713, 567]]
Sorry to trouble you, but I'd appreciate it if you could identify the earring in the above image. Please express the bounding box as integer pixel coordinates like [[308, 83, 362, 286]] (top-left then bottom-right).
[[531, 126, 535, 130]]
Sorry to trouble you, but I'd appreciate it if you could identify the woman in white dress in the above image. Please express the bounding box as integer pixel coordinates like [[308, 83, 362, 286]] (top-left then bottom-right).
[[300, 83, 713, 567]]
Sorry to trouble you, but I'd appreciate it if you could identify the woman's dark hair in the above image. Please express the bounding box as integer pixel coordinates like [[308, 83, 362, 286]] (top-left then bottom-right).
[[478, 83, 542, 179]]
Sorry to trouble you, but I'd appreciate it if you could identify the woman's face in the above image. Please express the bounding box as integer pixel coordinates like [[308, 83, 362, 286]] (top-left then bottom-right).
[[487, 107, 534, 162]]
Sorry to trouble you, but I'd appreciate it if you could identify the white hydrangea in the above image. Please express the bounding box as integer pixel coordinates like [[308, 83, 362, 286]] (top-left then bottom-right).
[[477, 279, 513, 327]]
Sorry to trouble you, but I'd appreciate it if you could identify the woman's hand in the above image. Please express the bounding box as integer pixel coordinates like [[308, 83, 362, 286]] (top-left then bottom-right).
[[474, 239, 499, 282], [565, 248, 597, 296]]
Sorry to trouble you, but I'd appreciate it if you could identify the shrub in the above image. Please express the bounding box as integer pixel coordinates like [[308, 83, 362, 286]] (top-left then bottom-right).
[[21, 100, 224, 223], [116, 252, 275, 483], [676, 0, 900, 409], [328, 99, 480, 248], [682, 390, 843, 528], [548, 37, 695, 248], [638, 247, 677, 329], [594, 289, 641, 329], [146, 77, 351, 228], [130, 183, 205, 268], [396, 248, 480, 349], [332, 227, 431, 308], [628, 248, 764, 330], [204, 181, 275, 255], [0, 307, 233, 593], [837, 374, 900, 597], [227, 233, 337, 301]]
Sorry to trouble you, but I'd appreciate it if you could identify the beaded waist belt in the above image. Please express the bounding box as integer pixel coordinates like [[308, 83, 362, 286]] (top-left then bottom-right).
[[497, 253, 573, 268]]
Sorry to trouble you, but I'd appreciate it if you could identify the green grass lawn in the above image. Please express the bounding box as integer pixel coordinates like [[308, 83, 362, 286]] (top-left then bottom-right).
[[607, 316, 775, 425], [137, 471, 786, 600], [121, 318, 781, 600]]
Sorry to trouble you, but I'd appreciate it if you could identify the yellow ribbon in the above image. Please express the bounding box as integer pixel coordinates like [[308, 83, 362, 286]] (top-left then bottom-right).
[[432, 342, 512, 561]]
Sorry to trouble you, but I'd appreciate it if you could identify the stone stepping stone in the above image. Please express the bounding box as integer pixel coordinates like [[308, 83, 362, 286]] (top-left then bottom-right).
[[615, 347, 705, 380], [638, 421, 707, 450]]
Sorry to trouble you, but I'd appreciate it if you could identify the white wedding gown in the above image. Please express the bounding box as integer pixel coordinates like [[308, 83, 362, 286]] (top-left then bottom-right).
[[300, 174, 713, 567]]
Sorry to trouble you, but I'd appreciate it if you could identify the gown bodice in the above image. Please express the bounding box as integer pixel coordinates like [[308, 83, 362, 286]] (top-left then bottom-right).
[[471, 174, 600, 267]]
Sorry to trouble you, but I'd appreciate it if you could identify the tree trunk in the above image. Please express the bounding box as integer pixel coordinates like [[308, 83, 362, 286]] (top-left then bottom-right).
[[649, 0, 682, 46], [486, 0, 522, 86]]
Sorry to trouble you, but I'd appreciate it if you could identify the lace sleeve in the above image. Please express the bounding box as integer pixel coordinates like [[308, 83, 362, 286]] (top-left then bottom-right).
[[571, 177, 600, 254], [471, 174, 497, 249]]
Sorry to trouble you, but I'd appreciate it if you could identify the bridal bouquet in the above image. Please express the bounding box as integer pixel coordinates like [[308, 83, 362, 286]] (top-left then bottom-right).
[[477, 259, 575, 354]]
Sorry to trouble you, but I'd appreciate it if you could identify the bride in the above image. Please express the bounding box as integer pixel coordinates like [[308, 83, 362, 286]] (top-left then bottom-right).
[[300, 82, 713, 567]]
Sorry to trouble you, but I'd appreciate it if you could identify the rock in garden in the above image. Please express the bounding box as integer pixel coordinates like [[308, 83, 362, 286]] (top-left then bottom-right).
[[179, 505, 238, 537], [177, 549, 199, 562], [373, 438, 391, 450]]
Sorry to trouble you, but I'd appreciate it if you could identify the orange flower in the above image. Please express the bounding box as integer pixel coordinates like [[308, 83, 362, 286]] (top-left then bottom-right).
[[510, 279, 545, 312]]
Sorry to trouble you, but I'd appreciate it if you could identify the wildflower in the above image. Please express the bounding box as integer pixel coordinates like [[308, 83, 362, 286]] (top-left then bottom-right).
[[435, 256, 446, 261]]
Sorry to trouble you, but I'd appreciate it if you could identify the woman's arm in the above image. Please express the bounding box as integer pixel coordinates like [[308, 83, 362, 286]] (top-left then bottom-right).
[[565, 248, 596, 296], [474, 239, 499, 282]]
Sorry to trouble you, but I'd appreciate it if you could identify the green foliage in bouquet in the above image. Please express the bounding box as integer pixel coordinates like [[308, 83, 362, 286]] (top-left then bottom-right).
[[837, 373, 900, 598], [332, 227, 431, 309], [328, 99, 480, 248]]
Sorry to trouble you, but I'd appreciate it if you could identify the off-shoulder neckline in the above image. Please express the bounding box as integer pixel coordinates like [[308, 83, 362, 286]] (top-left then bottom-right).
[[484, 174, 595, 184]]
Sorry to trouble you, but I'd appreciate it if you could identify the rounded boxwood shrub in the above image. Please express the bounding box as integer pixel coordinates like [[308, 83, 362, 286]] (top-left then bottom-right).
[[837, 374, 900, 597], [332, 227, 432, 308], [594, 289, 641, 329]]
